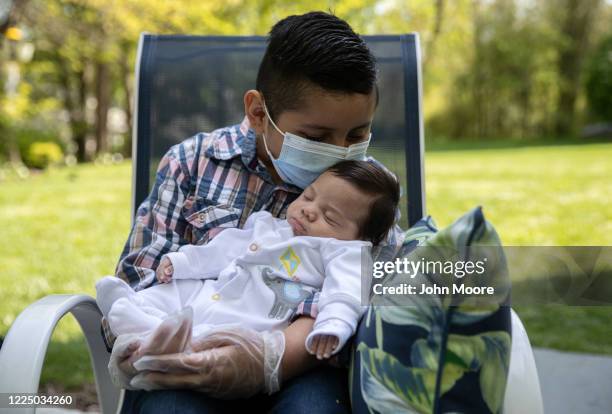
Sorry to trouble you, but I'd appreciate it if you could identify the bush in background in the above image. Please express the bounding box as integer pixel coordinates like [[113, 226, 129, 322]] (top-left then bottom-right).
[[25, 141, 64, 169]]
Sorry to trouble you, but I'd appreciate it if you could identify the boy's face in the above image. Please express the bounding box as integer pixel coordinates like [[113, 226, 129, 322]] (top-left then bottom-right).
[[245, 84, 376, 180], [286, 171, 372, 241]]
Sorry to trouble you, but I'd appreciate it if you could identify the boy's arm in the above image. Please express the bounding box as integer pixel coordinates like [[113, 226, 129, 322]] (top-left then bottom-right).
[[280, 316, 326, 380], [121, 315, 327, 394], [102, 135, 213, 349], [114, 138, 200, 288]]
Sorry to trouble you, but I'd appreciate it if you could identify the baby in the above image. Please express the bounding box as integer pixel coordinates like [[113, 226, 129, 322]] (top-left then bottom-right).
[[96, 160, 399, 370]]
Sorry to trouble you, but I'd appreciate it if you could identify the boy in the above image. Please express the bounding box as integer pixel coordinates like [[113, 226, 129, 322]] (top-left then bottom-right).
[[96, 161, 400, 393], [107, 11, 402, 413]]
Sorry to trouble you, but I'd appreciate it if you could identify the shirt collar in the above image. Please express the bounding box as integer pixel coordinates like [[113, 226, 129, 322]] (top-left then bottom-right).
[[203, 116, 250, 161], [205, 116, 301, 194]]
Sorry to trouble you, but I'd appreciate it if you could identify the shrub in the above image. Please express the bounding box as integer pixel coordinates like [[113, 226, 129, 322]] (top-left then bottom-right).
[[26, 141, 64, 169], [14, 127, 62, 159]]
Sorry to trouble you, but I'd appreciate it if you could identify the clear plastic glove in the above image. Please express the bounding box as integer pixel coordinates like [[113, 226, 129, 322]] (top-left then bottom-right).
[[110, 307, 193, 389], [108, 333, 143, 390], [130, 327, 285, 399]]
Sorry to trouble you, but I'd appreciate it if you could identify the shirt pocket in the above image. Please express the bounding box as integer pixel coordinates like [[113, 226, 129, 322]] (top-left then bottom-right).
[[183, 200, 241, 244]]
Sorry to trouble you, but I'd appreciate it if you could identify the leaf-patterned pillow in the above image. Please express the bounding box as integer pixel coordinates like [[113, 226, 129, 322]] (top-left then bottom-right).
[[349, 207, 511, 414]]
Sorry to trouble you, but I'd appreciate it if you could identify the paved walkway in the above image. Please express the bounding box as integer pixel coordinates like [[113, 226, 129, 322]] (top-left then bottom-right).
[[534, 348, 612, 414]]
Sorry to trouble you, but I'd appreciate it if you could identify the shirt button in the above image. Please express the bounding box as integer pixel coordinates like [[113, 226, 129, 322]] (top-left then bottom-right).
[[249, 243, 259, 252], [198, 213, 206, 222], [211, 293, 220, 301]]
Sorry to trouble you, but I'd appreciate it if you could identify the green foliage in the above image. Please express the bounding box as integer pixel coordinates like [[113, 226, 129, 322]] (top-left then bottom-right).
[[1, 0, 609, 152], [0, 111, 10, 164], [432, 0, 559, 140], [0, 73, 65, 165], [14, 124, 62, 153], [585, 34, 612, 121], [25, 141, 64, 169]]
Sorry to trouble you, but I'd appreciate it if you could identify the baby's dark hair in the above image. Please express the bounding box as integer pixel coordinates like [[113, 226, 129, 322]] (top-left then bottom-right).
[[327, 160, 400, 245], [256, 11, 377, 121]]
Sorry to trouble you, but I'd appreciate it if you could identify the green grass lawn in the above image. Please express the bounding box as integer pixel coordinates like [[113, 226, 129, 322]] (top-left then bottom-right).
[[0, 161, 132, 389], [423, 143, 612, 356], [1, 142, 611, 390]]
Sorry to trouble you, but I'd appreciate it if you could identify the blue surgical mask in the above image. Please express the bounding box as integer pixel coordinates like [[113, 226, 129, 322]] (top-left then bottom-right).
[[261, 102, 371, 189]]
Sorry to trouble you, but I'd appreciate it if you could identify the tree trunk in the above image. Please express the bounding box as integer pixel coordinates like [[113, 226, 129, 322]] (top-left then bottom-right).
[[424, 0, 445, 66], [56, 57, 87, 162], [120, 41, 133, 158], [472, 0, 486, 139], [94, 60, 111, 154], [554, 0, 602, 137], [75, 69, 88, 161]]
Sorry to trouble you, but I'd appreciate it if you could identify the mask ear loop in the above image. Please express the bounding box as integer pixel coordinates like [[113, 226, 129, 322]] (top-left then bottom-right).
[[261, 131, 276, 162], [260, 100, 284, 162], [262, 101, 285, 136]]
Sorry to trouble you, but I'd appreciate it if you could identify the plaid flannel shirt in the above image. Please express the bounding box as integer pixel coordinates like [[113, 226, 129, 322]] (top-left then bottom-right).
[[101, 116, 403, 351]]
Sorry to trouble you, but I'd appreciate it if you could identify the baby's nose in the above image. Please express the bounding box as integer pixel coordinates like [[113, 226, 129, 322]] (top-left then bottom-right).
[[302, 207, 317, 221]]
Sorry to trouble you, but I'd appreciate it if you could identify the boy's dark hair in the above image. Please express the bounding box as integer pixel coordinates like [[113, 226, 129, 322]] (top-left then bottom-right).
[[327, 160, 400, 245], [256, 11, 377, 120]]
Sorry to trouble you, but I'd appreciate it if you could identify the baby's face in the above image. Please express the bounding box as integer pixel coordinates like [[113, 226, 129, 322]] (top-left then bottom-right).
[[286, 171, 372, 240]]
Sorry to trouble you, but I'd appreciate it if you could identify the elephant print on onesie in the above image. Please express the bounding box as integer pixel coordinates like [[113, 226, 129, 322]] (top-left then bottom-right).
[[262, 267, 314, 320]]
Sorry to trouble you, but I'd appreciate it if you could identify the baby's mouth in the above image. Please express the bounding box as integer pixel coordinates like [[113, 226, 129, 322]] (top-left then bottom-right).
[[288, 217, 307, 236]]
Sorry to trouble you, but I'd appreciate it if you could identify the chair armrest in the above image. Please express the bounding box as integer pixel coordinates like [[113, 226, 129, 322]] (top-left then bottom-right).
[[0, 294, 122, 414], [503, 309, 544, 414]]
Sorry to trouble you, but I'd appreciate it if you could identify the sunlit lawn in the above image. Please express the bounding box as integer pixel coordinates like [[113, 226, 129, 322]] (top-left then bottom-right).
[[423, 143, 612, 356], [0, 142, 611, 390], [0, 161, 132, 389]]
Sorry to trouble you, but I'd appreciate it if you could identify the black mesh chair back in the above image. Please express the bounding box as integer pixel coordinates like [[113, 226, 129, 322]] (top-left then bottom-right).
[[132, 34, 425, 228]]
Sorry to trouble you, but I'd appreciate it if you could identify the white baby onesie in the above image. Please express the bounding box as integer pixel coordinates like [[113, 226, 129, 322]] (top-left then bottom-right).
[[96, 210, 371, 355]]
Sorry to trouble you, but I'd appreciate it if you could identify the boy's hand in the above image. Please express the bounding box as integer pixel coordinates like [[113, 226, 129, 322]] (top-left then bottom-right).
[[129, 327, 285, 398], [114, 308, 193, 389], [307, 333, 339, 360], [156, 257, 174, 283]]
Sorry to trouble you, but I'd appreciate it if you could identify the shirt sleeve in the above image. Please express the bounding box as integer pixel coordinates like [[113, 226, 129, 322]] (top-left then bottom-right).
[[305, 318, 354, 356], [101, 136, 203, 350], [316, 240, 369, 331], [164, 218, 258, 280], [299, 240, 369, 355], [115, 139, 200, 289]]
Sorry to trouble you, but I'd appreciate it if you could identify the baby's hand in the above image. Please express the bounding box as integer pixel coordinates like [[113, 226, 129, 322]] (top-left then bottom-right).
[[156, 257, 174, 283], [308, 334, 339, 360]]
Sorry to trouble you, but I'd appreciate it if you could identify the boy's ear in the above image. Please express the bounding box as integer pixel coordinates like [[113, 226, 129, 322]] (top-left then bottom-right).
[[244, 90, 266, 135]]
